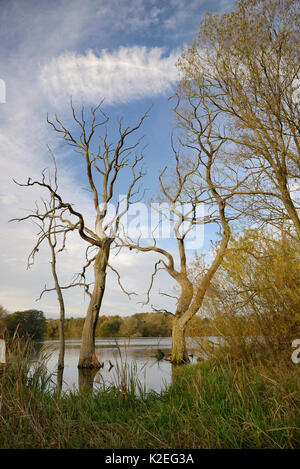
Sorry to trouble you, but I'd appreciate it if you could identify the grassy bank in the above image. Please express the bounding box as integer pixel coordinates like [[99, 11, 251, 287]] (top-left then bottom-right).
[[0, 338, 299, 449]]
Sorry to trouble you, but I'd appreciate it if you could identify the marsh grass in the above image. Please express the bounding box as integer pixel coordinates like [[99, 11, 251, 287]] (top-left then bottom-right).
[[0, 335, 299, 448], [108, 340, 148, 399]]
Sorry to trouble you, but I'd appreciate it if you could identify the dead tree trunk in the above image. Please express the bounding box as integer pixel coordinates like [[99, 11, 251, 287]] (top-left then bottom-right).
[[78, 241, 111, 369], [171, 316, 189, 364], [49, 242, 65, 370]]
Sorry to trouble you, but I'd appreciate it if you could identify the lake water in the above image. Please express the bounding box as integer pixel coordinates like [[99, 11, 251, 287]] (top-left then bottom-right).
[[36, 337, 207, 394]]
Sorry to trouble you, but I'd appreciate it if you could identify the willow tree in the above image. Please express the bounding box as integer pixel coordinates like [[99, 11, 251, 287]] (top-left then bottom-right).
[[178, 0, 300, 239], [16, 102, 148, 368]]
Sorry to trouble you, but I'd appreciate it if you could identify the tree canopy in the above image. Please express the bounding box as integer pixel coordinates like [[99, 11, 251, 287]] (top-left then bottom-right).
[[4, 310, 47, 341]]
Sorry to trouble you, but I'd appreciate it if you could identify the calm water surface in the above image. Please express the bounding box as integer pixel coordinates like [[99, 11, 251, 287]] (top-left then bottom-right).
[[37, 337, 206, 394]]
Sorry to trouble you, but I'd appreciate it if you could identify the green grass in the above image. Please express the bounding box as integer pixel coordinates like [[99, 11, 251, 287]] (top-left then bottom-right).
[[0, 338, 299, 448]]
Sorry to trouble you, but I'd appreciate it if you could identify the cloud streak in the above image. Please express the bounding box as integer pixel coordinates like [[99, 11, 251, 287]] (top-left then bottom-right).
[[40, 47, 179, 105]]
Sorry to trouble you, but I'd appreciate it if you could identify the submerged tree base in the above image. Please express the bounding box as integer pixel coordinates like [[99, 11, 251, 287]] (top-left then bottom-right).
[[169, 356, 190, 366], [78, 355, 101, 370]]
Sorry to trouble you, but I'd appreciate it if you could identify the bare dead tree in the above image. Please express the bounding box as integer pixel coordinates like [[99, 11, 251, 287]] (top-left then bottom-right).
[[13, 101, 148, 369], [11, 158, 91, 386], [118, 96, 242, 364]]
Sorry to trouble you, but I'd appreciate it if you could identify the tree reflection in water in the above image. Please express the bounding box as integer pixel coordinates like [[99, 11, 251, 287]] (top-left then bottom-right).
[[78, 367, 99, 391], [57, 366, 64, 391]]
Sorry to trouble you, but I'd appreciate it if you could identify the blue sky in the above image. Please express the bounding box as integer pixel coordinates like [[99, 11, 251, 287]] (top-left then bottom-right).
[[0, 0, 234, 317]]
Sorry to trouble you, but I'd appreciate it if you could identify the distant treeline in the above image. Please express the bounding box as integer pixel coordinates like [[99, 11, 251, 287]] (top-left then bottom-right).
[[0, 306, 212, 340], [45, 312, 212, 339]]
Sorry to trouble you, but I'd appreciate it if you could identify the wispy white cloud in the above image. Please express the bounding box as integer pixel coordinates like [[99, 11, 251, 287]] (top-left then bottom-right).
[[40, 47, 179, 106]]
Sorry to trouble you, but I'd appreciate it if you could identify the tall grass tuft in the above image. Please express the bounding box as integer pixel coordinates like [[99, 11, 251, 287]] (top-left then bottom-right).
[[108, 340, 148, 400]]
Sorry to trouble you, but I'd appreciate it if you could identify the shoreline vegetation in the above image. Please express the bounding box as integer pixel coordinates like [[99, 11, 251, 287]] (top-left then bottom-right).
[[0, 336, 299, 449]]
